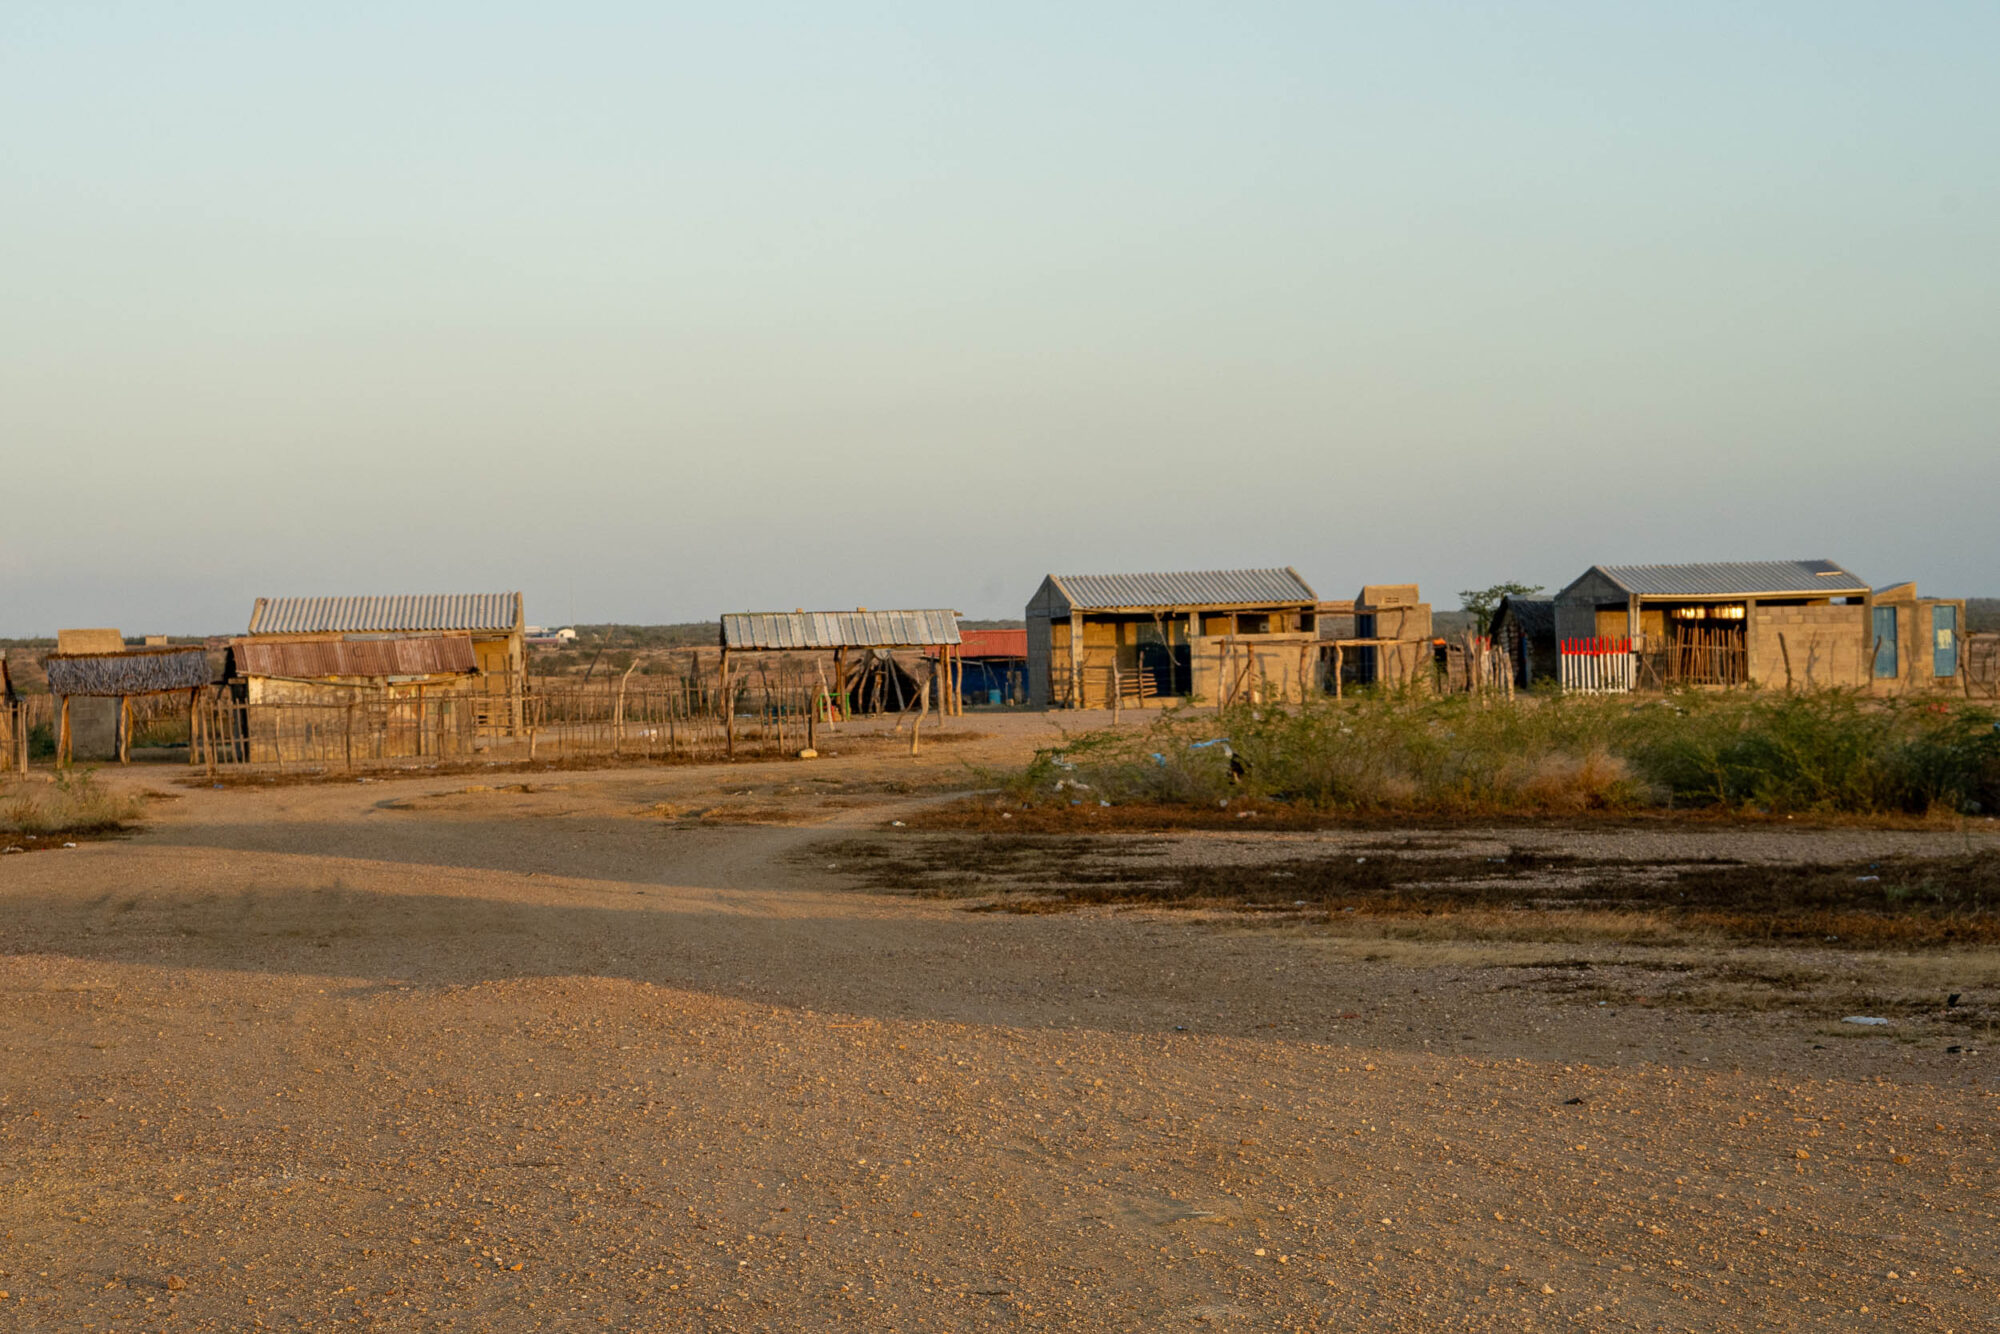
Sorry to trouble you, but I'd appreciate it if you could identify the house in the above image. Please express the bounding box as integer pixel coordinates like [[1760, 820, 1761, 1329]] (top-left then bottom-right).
[[1319, 585, 1436, 692], [1025, 569, 1319, 708], [1869, 582, 1970, 692], [222, 635, 484, 764], [1490, 596, 1557, 687], [1551, 560, 1965, 691], [245, 593, 527, 730]]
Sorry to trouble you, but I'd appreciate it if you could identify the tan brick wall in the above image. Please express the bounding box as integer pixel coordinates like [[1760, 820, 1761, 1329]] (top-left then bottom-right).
[[1749, 605, 1867, 687]]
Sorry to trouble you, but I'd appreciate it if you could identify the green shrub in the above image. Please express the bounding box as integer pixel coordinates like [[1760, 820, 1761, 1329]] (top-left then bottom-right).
[[1012, 689, 2000, 818]]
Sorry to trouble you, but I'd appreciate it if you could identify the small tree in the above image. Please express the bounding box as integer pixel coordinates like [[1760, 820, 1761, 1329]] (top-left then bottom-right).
[[1459, 582, 1544, 635]]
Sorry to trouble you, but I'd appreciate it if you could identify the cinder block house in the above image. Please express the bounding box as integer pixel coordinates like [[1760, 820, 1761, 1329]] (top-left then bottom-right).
[[1552, 560, 1965, 691], [1026, 569, 1319, 708], [1320, 585, 1436, 690]]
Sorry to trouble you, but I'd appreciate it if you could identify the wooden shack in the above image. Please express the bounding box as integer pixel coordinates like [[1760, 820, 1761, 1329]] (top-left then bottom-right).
[[43, 632, 212, 765], [1026, 569, 1319, 708], [245, 593, 526, 730], [0, 656, 19, 773], [1491, 595, 1557, 687], [223, 635, 483, 763], [719, 609, 965, 721]]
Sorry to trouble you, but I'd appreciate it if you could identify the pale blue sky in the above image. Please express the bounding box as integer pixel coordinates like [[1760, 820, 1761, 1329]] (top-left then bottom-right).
[[3, 2, 1994, 633]]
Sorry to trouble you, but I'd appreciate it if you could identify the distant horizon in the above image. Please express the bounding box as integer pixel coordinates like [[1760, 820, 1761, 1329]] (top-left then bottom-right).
[[5, 4, 1994, 635]]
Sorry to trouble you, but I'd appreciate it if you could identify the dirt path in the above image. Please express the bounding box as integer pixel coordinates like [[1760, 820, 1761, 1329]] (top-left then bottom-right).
[[1, 748, 1996, 1331]]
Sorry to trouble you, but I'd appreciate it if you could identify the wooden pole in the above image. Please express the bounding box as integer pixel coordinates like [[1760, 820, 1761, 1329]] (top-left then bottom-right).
[[911, 674, 929, 756], [1068, 612, 1084, 709], [720, 647, 734, 760], [58, 696, 70, 769], [117, 695, 130, 763]]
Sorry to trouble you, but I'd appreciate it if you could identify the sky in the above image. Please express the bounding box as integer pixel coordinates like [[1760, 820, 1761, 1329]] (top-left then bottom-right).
[[2, 2, 1995, 635]]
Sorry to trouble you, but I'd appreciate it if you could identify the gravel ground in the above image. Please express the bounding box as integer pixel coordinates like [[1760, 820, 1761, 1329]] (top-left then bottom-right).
[[1, 716, 1996, 1331]]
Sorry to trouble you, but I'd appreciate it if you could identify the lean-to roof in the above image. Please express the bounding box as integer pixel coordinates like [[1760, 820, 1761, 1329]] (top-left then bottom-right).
[[721, 610, 961, 651], [229, 636, 479, 679]]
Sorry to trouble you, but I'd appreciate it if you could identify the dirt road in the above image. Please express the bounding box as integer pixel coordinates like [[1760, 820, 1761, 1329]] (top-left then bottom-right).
[[2, 726, 1995, 1330]]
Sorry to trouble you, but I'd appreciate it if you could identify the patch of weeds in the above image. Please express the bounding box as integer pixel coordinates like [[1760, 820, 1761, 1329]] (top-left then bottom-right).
[[1, 771, 146, 843]]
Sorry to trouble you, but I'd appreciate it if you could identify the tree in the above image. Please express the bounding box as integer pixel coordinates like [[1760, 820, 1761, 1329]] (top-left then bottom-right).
[[1458, 582, 1544, 635]]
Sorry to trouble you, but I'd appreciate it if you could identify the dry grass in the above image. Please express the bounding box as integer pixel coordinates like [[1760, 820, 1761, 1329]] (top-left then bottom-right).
[[1, 772, 147, 843]]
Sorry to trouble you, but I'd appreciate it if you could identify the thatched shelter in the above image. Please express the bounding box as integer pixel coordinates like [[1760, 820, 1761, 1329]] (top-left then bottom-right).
[[43, 644, 212, 765]]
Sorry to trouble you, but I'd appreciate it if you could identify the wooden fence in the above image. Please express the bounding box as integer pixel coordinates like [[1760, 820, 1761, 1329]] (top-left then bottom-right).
[[178, 667, 868, 775]]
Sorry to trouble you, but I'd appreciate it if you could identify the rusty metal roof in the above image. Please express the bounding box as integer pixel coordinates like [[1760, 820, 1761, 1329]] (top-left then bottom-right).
[[721, 610, 962, 650], [229, 636, 479, 679], [44, 647, 213, 697], [247, 593, 522, 636], [1586, 561, 1869, 599], [1044, 568, 1316, 613], [950, 628, 1028, 659]]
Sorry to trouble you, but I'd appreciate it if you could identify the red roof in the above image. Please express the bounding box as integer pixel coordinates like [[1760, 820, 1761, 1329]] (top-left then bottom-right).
[[930, 628, 1027, 660], [230, 635, 479, 679]]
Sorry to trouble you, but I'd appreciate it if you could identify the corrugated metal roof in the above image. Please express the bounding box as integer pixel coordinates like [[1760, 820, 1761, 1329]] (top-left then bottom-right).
[[953, 628, 1028, 659], [926, 628, 1027, 659], [1592, 561, 1868, 598], [230, 636, 479, 679], [44, 647, 213, 697], [1048, 568, 1316, 611], [721, 610, 962, 650], [248, 593, 521, 635]]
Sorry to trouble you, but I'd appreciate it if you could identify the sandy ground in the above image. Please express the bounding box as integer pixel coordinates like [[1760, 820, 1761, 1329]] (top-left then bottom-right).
[[1, 711, 1996, 1332]]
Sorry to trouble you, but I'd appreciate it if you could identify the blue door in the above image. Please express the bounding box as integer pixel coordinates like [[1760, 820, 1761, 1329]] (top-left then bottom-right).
[[1933, 605, 1959, 678], [1872, 606, 1898, 679]]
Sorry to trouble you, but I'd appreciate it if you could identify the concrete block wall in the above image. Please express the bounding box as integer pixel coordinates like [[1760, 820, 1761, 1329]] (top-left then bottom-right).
[[1750, 605, 1867, 687]]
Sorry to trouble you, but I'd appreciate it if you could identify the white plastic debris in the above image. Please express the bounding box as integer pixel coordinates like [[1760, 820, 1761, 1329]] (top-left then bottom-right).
[[1842, 1016, 1891, 1026]]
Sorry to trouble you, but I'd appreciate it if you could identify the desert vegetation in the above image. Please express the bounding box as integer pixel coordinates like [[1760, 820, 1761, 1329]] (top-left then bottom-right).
[[1002, 689, 2000, 820], [1, 770, 147, 842]]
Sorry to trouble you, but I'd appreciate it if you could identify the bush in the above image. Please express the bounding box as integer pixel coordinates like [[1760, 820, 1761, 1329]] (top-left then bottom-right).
[[1012, 689, 2000, 818]]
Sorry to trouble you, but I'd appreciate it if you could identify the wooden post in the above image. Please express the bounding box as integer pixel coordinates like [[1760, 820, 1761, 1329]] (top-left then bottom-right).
[[117, 695, 131, 763], [1111, 657, 1121, 723], [910, 675, 929, 756], [720, 648, 734, 760], [1068, 611, 1084, 709], [1334, 644, 1344, 700], [57, 696, 71, 768]]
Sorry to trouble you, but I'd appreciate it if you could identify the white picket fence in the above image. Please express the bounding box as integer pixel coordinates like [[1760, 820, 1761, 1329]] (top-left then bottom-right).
[[1559, 637, 1634, 694]]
